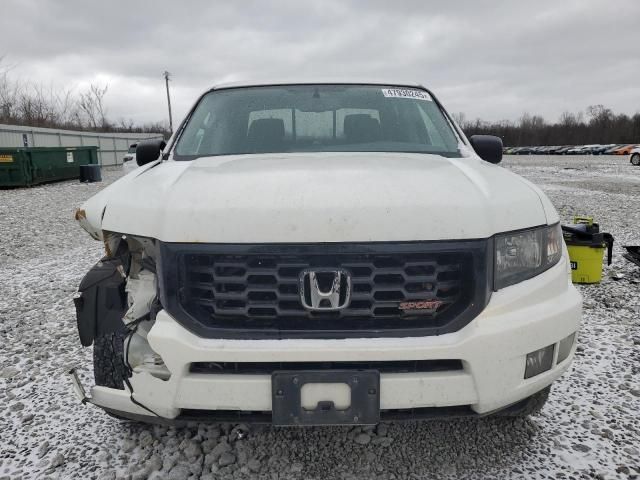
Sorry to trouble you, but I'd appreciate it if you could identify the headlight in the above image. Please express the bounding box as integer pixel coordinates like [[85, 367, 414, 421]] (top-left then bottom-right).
[[494, 223, 562, 290]]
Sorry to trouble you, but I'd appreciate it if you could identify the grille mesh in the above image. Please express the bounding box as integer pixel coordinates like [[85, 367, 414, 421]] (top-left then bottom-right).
[[177, 250, 473, 332]]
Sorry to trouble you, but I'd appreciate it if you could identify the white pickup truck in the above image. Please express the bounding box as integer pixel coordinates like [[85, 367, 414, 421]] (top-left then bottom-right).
[[70, 81, 582, 426]]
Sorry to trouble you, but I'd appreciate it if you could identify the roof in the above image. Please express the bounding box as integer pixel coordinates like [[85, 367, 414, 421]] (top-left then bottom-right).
[[210, 78, 424, 90]]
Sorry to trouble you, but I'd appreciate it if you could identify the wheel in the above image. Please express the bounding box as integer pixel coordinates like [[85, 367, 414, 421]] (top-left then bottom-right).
[[631, 154, 640, 166], [496, 385, 551, 417], [93, 327, 129, 389]]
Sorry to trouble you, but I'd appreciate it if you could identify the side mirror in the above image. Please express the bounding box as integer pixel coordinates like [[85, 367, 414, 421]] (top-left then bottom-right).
[[136, 139, 167, 166], [469, 135, 502, 164]]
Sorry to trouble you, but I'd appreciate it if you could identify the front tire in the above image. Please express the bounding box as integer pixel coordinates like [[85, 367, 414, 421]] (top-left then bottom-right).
[[631, 153, 640, 166], [93, 327, 129, 389], [497, 385, 551, 417]]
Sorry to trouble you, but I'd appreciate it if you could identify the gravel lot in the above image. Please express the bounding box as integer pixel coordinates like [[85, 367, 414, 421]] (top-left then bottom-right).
[[1, 155, 639, 480]]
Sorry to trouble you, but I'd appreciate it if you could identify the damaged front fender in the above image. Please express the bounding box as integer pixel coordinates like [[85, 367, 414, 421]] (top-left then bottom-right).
[[74, 234, 164, 377], [74, 207, 104, 241], [74, 186, 111, 241], [74, 158, 162, 241]]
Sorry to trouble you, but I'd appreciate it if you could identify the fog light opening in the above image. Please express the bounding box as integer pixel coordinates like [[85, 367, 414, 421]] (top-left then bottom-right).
[[525, 344, 555, 379], [556, 332, 576, 364]]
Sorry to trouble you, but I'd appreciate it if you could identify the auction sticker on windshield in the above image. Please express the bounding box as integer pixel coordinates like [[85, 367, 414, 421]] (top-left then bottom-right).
[[381, 88, 432, 101]]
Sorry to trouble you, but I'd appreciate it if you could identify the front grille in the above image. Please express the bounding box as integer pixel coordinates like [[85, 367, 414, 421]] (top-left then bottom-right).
[[185, 253, 464, 319], [159, 241, 491, 338], [189, 359, 464, 375]]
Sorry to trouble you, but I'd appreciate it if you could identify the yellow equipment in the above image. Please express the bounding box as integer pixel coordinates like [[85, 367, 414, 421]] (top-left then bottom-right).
[[562, 216, 613, 284]]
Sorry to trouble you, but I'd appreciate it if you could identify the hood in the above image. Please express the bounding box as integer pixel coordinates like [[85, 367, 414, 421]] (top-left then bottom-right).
[[80, 152, 553, 243]]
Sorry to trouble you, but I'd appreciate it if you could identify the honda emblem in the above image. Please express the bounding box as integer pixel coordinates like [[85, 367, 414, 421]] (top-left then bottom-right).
[[299, 269, 351, 311]]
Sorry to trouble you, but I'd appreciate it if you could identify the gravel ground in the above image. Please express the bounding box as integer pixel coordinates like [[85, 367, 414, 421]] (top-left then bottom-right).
[[1, 155, 639, 480]]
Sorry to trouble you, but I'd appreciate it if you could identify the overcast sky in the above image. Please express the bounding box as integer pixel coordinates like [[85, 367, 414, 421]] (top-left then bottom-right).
[[1, 0, 638, 126]]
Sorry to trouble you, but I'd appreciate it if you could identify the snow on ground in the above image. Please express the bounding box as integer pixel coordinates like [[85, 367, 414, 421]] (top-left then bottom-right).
[[0, 155, 639, 480]]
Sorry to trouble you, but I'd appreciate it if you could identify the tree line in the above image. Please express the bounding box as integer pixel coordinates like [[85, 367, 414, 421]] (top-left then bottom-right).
[[0, 60, 169, 136], [455, 106, 640, 147], [3, 59, 639, 145]]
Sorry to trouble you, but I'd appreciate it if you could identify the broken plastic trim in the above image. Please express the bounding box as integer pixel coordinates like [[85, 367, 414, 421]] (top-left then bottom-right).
[[103, 231, 123, 258], [72, 232, 167, 417], [74, 234, 160, 347], [123, 318, 162, 418], [67, 356, 161, 419], [66, 368, 90, 404], [74, 254, 129, 347]]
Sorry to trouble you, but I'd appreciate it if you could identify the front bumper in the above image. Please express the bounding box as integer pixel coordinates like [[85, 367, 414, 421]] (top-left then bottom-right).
[[77, 256, 581, 422]]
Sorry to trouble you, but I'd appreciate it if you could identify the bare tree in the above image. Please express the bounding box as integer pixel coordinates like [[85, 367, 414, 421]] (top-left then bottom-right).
[[0, 65, 169, 136], [586, 104, 613, 124], [117, 117, 135, 131], [0, 57, 16, 122], [78, 83, 109, 130], [4, 60, 635, 144], [451, 112, 467, 128], [55, 87, 79, 127]]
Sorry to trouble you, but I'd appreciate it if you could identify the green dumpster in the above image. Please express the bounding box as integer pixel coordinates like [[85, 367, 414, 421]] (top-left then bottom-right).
[[0, 147, 98, 187]]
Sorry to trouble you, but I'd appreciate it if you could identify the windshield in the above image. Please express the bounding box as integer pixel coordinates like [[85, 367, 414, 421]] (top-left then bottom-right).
[[174, 85, 461, 158], [127, 145, 137, 153]]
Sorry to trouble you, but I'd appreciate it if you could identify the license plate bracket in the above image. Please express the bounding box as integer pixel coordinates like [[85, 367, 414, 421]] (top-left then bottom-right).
[[271, 370, 380, 426]]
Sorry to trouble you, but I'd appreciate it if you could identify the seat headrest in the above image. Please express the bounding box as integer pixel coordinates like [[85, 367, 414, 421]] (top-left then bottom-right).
[[247, 118, 285, 152], [344, 114, 381, 143]]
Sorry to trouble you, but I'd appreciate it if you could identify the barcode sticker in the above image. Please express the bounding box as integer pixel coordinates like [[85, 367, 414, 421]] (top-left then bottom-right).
[[381, 88, 432, 101]]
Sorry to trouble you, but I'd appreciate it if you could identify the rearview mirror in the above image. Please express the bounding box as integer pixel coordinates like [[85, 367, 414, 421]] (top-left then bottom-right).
[[136, 138, 167, 166], [469, 135, 502, 164]]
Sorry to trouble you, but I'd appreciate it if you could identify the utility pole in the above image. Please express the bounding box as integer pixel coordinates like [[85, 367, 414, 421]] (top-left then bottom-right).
[[163, 71, 173, 133]]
